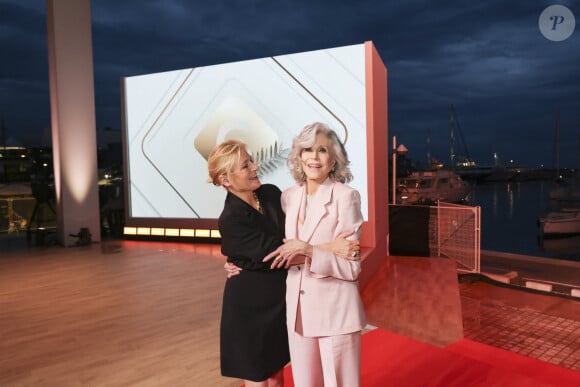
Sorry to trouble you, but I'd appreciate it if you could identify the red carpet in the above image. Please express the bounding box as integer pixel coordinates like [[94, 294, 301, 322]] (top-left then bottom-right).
[[445, 338, 580, 386], [273, 329, 580, 386]]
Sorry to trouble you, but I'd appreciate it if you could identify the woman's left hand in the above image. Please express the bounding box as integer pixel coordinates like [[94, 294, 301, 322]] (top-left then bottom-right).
[[329, 230, 361, 260]]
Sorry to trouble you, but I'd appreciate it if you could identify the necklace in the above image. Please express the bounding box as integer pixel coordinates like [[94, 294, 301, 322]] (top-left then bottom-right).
[[253, 191, 263, 213]]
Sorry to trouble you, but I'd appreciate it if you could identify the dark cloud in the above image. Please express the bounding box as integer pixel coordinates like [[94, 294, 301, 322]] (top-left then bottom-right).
[[1, 0, 579, 167]]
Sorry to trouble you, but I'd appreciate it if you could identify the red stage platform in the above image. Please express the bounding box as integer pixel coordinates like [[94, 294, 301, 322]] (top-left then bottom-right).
[[277, 328, 580, 386]]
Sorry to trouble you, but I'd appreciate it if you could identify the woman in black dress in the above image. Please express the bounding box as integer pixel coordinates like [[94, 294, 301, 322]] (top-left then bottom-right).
[[208, 140, 289, 387]]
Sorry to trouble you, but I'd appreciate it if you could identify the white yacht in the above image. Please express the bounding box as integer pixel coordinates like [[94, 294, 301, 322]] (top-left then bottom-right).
[[538, 208, 580, 236], [397, 170, 470, 205]]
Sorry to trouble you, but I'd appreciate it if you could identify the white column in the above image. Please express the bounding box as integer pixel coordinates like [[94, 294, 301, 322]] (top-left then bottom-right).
[[46, 0, 101, 245]]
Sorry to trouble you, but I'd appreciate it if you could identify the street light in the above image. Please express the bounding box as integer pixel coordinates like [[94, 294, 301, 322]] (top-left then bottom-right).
[[391, 136, 408, 204]]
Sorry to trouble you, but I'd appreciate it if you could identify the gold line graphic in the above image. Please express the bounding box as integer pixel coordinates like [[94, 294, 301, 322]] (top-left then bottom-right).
[[140, 68, 200, 218], [270, 57, 349, 144]]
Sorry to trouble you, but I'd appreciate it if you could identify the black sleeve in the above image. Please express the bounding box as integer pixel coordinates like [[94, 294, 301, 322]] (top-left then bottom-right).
[[219, 191, 285, 271]]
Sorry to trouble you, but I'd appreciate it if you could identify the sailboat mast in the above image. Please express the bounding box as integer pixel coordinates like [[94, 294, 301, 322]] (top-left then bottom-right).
[[554, 109, 560, 179], [426, 128, 431, 168], [450, 105, 455, 169], [1, 117, 6, 152]]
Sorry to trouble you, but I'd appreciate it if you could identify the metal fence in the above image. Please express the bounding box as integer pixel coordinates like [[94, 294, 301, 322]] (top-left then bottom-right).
[[433, 202, 481, 273], [389, 202, 481, 273]]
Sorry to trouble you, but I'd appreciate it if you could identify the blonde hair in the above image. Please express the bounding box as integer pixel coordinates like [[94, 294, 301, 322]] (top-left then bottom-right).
[[287, 122, 353, 184], [207, 140, 248, 186]]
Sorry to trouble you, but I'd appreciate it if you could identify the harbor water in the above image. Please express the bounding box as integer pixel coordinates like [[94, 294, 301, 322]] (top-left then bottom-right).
[[3, 180, 579, 261], [467, 180, 580, 262]]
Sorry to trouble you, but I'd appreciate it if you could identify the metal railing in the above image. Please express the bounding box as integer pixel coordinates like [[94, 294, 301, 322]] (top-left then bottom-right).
[[388, 202, 481, 273], [434, 202, 481, 273]]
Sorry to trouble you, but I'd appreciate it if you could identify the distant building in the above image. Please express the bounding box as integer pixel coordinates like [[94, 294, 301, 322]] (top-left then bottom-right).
[[0, 146, 30, 182]]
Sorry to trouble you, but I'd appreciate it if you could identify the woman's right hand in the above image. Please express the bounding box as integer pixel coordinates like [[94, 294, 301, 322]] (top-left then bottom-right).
[[263, 239, 309, 269], [224, 262, 242, 278]]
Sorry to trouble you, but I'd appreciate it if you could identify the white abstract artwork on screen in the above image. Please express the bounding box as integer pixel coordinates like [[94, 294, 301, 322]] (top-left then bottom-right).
[[122, 43, 368, 220]]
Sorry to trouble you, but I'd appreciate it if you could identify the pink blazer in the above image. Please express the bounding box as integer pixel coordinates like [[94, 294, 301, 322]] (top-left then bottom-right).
[[281, 178, 366, 337]]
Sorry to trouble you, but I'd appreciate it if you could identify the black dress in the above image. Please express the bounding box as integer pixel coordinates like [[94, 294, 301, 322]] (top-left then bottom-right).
[[219, 184, 290, 381]]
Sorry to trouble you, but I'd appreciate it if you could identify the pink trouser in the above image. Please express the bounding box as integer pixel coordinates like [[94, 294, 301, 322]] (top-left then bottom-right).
[[288, 330, 361, 387]]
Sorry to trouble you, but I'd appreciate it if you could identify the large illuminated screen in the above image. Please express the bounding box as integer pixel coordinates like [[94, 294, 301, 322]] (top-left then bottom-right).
[[122, 43, 368, 225]]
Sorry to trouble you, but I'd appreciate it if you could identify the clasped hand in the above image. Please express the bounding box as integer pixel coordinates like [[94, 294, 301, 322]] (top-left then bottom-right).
[[224, 230, 361, 277], [263, 230, 361, 269]]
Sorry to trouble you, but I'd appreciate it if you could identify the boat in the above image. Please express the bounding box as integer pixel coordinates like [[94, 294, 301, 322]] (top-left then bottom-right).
[[538, 208, 580, 236], [397, 169, 470, 205]]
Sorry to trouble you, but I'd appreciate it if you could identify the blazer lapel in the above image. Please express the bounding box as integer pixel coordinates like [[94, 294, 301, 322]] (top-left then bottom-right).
[[299, 179, 334, 242]]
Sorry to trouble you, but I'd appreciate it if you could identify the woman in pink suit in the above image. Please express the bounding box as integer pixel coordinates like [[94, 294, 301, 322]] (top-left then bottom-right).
[[264, 122, 365, 387]]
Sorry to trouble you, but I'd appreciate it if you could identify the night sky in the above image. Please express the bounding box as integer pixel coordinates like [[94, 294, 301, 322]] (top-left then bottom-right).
[[1, 0, 579, 168]]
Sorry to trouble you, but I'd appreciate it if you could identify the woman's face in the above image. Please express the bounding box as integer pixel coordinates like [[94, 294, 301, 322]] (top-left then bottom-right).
[[225, 150, 261, 194], [300, 133, 334, 185]]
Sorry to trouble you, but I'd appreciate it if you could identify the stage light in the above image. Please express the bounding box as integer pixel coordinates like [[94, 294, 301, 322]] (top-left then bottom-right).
[[122, 225, 221, 240], [137, 227, 150, 235], [195, 229, 210, 238], [165, 228, 180, 237], [150, 228, 165, 236], [179, 229, 195, 237], [124, 227, 137, 235], [69, 227, 92, 246]]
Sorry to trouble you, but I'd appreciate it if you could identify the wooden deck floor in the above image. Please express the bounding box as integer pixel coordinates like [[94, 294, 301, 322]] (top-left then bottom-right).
[[1, 240, 242, 387], [1, 238, 578, 386]]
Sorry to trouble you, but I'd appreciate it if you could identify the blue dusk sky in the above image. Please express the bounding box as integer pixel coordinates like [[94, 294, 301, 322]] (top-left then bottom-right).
[[0, 0, 579, 168]]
